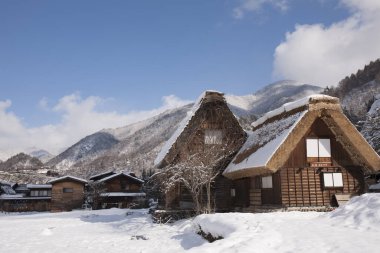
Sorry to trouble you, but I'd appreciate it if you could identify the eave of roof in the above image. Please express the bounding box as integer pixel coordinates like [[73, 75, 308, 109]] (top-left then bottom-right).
[[97, 172, 144, 184], [47, 175, 87, 184]]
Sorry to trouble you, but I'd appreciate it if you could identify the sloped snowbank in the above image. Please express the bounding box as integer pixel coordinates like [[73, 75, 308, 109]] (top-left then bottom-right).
[[192, 194, 380, 253], [326, 193, 380, 230]]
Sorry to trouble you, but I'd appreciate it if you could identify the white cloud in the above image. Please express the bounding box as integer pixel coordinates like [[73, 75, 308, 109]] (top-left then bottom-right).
[[273, 0, 380, 87], [233, 0, 289, 19], [0, 94, 191, 160]]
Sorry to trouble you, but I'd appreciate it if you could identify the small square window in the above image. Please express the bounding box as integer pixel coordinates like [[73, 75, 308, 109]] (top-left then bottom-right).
[[262, 175, 273, 189], [323, 173, 343, 188], [63, 188, 73, 193], [204, 130, 222, 145], [230, 188, 236, 197], [306, 138, 331, 158]]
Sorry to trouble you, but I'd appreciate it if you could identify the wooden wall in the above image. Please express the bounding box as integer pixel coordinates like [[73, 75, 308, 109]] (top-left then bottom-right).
[[283, 118, 357, 168], [104, 176, 142, 192], [51, 181, 85, 212], [280, 166, 363, 207], [0, 199, 50, 212], [232, 178, 250, 208], [174, 175, 234, 211]]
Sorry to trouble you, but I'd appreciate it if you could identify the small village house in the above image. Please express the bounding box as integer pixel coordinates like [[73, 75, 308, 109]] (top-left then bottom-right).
[[154, 91, 247, 211], [223, 95, 380, 210], [89, 171, 145, 209], [48, 175, 87, 212], [0, 182, 51, 212]]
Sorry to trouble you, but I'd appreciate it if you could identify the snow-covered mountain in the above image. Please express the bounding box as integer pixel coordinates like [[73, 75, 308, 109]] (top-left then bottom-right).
[[0, 153, 44, 172], [28, 149, 54, 163], [46, 81, 322, 178], [226, 80, 322, 117]]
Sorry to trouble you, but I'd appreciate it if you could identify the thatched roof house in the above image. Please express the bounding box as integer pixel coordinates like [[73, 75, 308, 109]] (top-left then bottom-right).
[[223, 95, 380, 179], [223, 95, 380, 210], [155, 90, 247, 210]]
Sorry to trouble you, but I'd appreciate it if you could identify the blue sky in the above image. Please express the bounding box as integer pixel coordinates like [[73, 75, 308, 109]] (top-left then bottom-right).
[[0, 0, 379, 158]]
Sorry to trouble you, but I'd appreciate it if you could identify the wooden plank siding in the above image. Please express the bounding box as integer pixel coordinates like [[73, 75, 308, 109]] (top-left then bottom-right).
[[104, 176, 141, 192], [280, 167, 363, 207], [51, 181, 85, 212], [277, 118, 365, 207], [0, 199, 50, 212]]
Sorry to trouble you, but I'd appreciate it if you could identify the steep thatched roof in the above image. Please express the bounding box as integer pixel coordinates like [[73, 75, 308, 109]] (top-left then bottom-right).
[[154, 90, 245, 168], [223, 95, 380, 180]]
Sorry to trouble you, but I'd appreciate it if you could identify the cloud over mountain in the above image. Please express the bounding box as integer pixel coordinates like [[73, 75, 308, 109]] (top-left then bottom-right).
[[0, 94, 191, 160], [273, 0, 380, 87]]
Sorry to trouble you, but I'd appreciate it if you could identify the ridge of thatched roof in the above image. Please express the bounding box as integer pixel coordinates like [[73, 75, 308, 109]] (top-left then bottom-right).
[[223, 95, 380, 180], [154, 90, 225, 167]]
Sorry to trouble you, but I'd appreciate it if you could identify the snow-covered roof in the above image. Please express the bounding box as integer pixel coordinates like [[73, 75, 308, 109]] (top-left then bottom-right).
[[223, 110, 307, 176], [252, 94, 338, 128], [223, 94, 344, 179], [97, 172, 144, 184], [369, 182, 380, 190], [47, 175, 87, 184], [154, 90, 224, 167], [14, 184, 29, 191], [0, 180, 12, 186], [100, 192, 146, 197], [27, 184, 52, 189], [0, 194, 25, 199], [0, 195, 51, 200], [89, 171, 116, 181]]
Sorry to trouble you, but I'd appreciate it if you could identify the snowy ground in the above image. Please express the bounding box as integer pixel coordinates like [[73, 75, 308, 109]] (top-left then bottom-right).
[[1, 194, 379, 253]]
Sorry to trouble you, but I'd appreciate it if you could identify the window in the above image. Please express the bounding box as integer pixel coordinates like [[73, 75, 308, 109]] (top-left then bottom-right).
[[30, 190, 51, 197], [230, 188, 236, 197], [323, 173, 343, 188], [262, 175, 273, 189], [63, 188, 73, 193], [204, 130, 222, 145], [306, 138, 331, 157]]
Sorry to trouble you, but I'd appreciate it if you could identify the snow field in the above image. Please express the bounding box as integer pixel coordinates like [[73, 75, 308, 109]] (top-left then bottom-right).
[[0, 193, 379, 253]]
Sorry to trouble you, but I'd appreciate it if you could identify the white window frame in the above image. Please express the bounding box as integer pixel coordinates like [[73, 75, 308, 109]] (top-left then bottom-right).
[[306, 138, 331, 158], [262, 175, 273, 189], [323, 172, 343, 188], [204, 129, 223, 145]]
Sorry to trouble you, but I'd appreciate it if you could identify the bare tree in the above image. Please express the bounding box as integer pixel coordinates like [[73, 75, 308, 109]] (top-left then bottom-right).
[[155, 144, 239, 214], [85, 181, 107, 209]]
